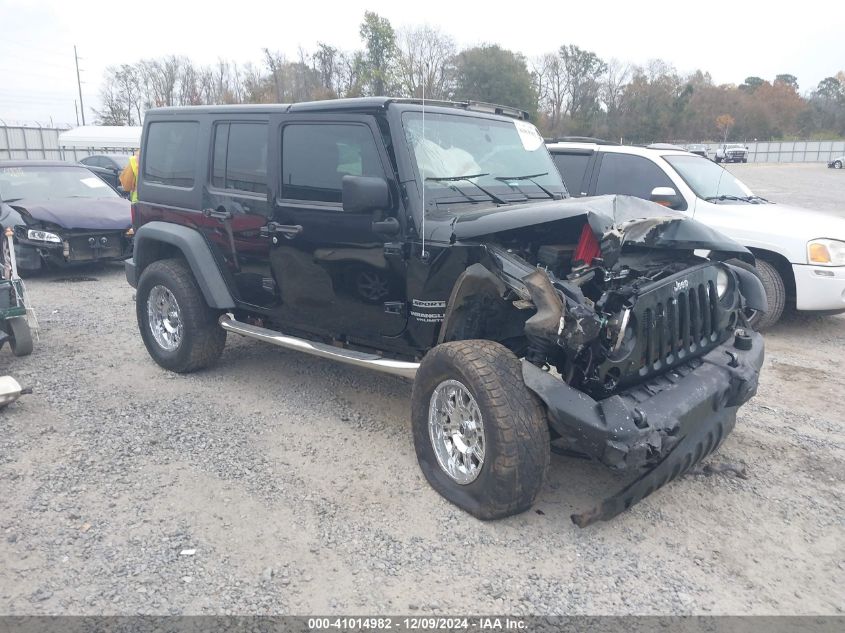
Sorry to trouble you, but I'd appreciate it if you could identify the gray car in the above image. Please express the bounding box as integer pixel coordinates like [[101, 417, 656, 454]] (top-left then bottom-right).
[[828, 155, 844, 169]]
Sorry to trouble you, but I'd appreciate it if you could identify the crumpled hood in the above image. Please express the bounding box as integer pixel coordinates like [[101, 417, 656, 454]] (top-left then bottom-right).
[[426, 194, 752, 264], [10, 197, 131, 230]]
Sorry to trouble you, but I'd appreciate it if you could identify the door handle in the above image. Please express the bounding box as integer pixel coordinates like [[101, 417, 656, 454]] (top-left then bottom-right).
[[202, 207, 232, 221], [261, 222, 304, 239]]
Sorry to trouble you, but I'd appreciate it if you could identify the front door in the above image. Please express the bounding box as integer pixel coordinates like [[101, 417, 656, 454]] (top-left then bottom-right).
[[267, 115, 407, 341]]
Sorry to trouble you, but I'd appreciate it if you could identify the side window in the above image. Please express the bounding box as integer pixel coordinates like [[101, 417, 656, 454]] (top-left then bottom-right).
[[595, 153, 675, 200], [81, 156, 99, 167], [211, 122, 268, 194], [281, 123, 384, 204], [144, 121, 199, 188], [551, 152, 592, 196]]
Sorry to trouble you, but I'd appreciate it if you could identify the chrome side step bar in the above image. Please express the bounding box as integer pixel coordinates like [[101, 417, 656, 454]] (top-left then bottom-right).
[[219, 315, 419, 379]]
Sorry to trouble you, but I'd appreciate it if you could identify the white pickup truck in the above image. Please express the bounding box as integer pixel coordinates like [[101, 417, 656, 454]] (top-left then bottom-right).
[[547, 140, 845, 328], [715, 143, 749, 163]]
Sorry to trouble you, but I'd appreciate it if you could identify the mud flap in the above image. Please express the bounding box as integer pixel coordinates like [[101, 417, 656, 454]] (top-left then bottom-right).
[[570, 407, 738, 527]]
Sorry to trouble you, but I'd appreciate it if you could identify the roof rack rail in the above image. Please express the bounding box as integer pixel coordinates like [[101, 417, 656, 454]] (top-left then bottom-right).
[[545, 136, 620, 145], [389, 98, 530, 120]]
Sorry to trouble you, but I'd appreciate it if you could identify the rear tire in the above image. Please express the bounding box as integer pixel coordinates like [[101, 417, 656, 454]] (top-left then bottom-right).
[[731, 258, 786, 329], [411, 340, 550, 520], [136, 258, 226, 373], [8, 317, 33, 357], [835, 160, 843, 169]]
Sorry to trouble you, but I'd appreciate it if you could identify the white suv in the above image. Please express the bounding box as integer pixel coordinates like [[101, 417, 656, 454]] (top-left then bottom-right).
[[547, 140, 845, 328]]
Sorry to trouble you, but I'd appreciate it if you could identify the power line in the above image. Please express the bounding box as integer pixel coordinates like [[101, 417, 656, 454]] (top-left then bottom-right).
[[74, 44, 86, 125]]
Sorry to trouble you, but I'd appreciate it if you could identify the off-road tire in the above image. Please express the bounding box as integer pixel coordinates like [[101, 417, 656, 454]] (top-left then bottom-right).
[[411, 340, 550, 520], [730, 258, 785, 329], [136, 258, 226, 373], [8, 317, 33, 357]]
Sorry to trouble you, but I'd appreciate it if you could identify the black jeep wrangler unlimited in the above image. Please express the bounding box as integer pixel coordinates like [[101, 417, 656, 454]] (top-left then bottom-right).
[[126, 98, 765, 525]]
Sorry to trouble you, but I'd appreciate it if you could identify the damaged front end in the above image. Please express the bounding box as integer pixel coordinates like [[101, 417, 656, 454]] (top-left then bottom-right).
[[441, 196, 766, 525]]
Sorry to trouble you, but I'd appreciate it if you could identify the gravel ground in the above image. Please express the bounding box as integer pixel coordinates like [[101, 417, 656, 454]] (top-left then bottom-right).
[[1, 164, 843, 616]]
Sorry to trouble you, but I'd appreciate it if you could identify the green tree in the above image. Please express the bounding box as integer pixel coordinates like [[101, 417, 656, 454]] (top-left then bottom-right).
[[775, 74, 799, 91], [739, 76, 767, 92], [453, 45, 536, 114], [359, 11, 396, 96]]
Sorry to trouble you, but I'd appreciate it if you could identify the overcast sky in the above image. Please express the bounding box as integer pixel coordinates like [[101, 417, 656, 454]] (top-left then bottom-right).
[[1, 0, 842, 126]]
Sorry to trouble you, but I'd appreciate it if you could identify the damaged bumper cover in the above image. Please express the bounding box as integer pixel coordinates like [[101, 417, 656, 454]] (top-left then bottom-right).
[[523, 330, 764, 526]]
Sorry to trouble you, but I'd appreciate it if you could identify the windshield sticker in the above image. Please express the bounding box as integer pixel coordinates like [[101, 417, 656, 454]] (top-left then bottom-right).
[[81, 177, 108, 188], [514, 120, 544, 151]]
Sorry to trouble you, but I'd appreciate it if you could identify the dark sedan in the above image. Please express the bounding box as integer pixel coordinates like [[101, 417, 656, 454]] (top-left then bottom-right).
[[79, 153, 131, 195], [0, 161, 132, 274]]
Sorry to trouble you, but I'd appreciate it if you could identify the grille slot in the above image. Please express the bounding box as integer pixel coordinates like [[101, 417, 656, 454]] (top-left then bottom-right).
[[639, 280, 720, 375]]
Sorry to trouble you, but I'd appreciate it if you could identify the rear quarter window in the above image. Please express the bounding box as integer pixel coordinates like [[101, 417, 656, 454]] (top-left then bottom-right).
[[144, 121, 199, 188], [551, 152, 591, 196]]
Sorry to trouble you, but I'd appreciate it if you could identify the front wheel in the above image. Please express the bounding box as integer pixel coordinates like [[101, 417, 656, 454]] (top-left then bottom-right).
[[136, 258, 226, 372], [7, 317, 33, 357], [411, 340, 550, 520], [835, 160, 843, 169], [731, 258, 786, 329]]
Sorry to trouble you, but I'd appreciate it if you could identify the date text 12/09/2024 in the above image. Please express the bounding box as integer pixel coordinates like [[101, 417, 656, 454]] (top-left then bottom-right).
[[308, 617, 527, 630]]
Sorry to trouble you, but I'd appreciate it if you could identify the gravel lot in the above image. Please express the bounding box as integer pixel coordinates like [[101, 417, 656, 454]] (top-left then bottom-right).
[[1, 163, 843, 616]]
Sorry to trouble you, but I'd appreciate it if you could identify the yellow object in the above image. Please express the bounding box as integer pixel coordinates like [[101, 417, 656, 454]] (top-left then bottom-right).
[[120, 153, 139, 202]]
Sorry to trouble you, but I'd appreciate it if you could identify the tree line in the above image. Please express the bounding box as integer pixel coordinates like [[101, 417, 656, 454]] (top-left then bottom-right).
[[95, 11, 845, 142]]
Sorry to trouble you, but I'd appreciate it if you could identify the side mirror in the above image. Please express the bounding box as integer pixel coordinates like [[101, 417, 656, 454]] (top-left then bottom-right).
[[650, 186, 682, 210], [342, 175, 390, 214]]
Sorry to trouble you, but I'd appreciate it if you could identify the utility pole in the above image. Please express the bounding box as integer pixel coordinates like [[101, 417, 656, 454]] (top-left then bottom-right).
[[74, 45, 85, 125], [74, 100, 79, 126]]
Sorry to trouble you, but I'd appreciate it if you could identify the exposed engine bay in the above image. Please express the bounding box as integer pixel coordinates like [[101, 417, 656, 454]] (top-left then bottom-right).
[[480, 217, 749, 401]]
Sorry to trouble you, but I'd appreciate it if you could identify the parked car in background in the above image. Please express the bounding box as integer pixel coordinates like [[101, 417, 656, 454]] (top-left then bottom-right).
[[80, 153, 131, 195], [715, 143, 749, 163], [547, 140, 845, 328], [685, 143, 709, 158], [828, 155, 844, 169], [0, 161, 133, 274]]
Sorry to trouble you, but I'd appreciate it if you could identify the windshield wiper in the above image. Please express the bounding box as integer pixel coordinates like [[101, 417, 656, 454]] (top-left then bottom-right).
[[704, 194, 746, 202], [426, 173, 508, 205], [494, 172, 559, 199]]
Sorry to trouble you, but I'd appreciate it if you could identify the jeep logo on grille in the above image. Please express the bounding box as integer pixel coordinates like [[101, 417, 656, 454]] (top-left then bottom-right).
[[674, 279, 690, 293]]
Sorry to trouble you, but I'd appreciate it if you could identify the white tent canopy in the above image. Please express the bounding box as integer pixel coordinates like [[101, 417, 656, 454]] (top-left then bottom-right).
[[58, 125, 142, 149]]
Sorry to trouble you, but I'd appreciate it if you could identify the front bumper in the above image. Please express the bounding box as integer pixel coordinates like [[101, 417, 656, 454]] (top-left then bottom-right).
[[793, 264, 845, 311], [523, 330, 764, 525], [15, 230, 132, 269]]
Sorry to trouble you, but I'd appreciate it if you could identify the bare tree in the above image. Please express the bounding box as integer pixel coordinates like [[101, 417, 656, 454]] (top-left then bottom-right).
[[395, 25, 456, 99]]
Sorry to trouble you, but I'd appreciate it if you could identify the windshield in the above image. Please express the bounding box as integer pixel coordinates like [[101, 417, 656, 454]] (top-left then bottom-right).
[[664, 155, 753, 200], [402, 112, 566, 209], [0, 165, 118, 201]]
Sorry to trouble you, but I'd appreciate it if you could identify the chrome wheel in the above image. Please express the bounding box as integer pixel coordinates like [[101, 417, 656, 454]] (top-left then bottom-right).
[[147, 285, 183, 351], [428, 379, 485, 484]]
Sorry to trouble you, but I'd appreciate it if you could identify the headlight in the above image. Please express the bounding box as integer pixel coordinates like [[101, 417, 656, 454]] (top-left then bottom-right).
[[27, 229, 62, 243], [716, 266, 730, 298], [807, 239, 845, 266]]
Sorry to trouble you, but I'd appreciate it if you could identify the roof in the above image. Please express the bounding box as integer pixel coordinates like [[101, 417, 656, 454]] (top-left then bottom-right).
[[148, 97, 530, 120], [546, 140, 695, 158], [57, 125, 142, 149]]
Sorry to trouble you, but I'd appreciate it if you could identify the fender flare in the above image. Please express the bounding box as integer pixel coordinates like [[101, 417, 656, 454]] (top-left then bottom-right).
[[131, 221, 235, 309]]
